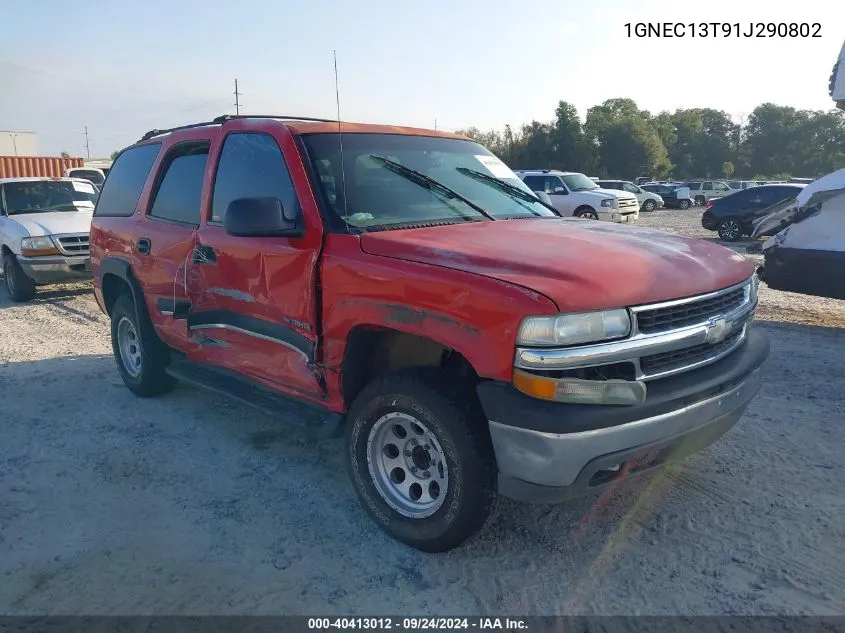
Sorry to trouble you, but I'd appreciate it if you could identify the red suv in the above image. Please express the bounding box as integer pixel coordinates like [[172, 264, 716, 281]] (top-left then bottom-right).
[[90, 115, 769, 552]]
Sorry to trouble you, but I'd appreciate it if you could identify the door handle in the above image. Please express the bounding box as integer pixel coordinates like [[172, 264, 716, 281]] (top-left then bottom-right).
[[193, 244, 216, 264], [136, 238, 151, 255]]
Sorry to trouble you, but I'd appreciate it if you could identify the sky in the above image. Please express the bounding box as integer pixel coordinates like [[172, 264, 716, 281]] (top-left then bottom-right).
[[1, 0, 842, 158]]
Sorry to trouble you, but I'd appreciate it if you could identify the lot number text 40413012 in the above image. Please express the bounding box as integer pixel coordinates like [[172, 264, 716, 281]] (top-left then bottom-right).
[[625, 22, 821, 38]]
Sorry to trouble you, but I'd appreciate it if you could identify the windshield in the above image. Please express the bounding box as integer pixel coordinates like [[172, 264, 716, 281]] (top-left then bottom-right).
[[561, 173, 599, 191], [2, 180, 98, 215], [300, 133, 554, 230], [68, 169, 105, 185]]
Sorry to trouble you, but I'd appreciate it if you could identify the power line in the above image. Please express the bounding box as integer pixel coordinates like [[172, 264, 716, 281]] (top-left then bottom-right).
[[233, 79, 243, 115]]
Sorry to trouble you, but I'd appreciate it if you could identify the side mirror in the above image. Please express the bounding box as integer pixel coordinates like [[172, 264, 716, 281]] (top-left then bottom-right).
[[223, 197, 302, 237], [553, 187, 567, 195]]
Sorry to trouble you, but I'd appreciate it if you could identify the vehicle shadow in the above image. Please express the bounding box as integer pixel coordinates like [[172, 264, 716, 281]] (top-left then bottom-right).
[[0, 274, 94, 310], [4, 323, 844, 614]]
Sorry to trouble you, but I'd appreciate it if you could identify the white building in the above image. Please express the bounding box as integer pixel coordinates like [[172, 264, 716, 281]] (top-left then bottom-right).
[[0, 131, 38, 156]]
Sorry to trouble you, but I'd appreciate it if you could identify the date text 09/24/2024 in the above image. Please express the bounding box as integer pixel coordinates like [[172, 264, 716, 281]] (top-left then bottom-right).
[[625, 22, 821, 38]]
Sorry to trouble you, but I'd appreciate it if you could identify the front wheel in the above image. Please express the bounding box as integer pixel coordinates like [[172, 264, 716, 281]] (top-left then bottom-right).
[[575, 207, 599, 220], [679, 199, 691, 210], [695, 195, 706, 206], [642, 199, 656, 212], [3, 252, 36, 302], [717, 218, 743, 242], [346, 369, 498, 552]]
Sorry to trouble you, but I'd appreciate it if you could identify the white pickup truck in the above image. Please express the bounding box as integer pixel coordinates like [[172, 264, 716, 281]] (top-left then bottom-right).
[[0, 177, 96, 301], [515, 170, 640, 222]]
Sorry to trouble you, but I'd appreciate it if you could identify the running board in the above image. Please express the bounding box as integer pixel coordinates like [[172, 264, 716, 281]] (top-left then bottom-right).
[[165, 358, 343, 440]]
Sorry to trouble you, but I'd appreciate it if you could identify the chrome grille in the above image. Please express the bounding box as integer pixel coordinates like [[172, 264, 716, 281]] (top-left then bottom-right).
[[618, 198, 639, 210], [640, 327, 744, 376], [635, 287, 745, 334], [54, 233, 90, 256]]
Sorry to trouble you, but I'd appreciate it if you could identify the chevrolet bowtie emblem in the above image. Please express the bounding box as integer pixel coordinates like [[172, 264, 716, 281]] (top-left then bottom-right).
[[704, 316, 732, 344]]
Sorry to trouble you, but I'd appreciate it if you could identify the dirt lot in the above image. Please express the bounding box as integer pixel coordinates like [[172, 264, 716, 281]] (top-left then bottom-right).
[[1, 209, 844, 616]]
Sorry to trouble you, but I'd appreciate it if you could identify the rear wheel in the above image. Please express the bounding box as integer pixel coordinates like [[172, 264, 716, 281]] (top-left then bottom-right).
[[695, 195, 706, 206], [3, 252, 36, 302], [642, 199, 656, 212], [346, 368, 498, 552], [575, 206, 599, 220], [679, 199, 691, 210], [717, 217, 743, 242], [110, 294, 176, 397]]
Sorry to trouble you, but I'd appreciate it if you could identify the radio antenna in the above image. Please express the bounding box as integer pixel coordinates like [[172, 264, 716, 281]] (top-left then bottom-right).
[[333, 49, 350, 232]]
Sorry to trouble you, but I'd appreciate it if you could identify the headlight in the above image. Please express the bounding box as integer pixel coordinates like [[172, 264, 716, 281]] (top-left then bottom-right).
[[20, 236, 60, 256], [517, 309, 631, 347], [600, 198, 616, 208]]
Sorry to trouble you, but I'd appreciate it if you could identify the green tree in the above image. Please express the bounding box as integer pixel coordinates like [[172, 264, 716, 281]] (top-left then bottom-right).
[[60, 151, 70, 158], [722, 161, 734, 178], [110, 150, 121, 161]]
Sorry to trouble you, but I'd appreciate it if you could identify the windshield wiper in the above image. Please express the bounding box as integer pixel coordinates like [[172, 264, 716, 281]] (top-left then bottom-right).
[[369, 155, 496, 221], [455, 167, 554, 216]]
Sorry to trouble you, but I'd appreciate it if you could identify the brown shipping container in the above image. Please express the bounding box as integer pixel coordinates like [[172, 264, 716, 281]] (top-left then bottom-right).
[[0, 156, 85, 179]]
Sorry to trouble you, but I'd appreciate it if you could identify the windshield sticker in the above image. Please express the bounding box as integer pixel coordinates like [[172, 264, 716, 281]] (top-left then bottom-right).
[[72, 180, 96, 194], [474, 155, 513, 179]]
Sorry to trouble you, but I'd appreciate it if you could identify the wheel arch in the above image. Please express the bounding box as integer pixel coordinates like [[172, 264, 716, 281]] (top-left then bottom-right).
[[341, 325, 480, 410]]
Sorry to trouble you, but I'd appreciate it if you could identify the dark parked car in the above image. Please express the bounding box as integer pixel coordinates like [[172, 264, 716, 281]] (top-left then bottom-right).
[[641, 183, 693, 209], [701, 184, 805, 241]]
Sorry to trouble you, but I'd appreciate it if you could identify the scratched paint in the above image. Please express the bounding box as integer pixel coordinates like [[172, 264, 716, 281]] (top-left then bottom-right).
[[208, 287, 256, 303]]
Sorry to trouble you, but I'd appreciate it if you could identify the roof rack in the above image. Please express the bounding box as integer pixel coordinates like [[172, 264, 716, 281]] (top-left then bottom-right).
[[138, 114, 338, 142]]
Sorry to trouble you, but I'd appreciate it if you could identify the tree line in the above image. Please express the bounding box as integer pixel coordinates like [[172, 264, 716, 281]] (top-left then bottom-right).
[[458, 98, 845, 181]]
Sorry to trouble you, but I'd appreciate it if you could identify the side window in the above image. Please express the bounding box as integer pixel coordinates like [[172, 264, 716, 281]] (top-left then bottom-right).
[[714, 182, 730, 191], [686, 182, 701, 191], [703, 181, 714, 190], [547, 177, 567, 193], [521, 176, 545, 192], [148, 143, 209, 225], [211, 132, 300, 224], [94, 143, 161, 217], [622, 183, 639, 193]]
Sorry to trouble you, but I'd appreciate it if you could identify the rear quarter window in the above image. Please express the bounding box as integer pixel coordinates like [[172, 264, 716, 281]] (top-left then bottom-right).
[[94, 144, 161, 217]]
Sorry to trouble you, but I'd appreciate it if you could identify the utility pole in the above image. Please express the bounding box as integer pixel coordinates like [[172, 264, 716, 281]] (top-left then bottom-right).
[[83, 126, 90, 158], [233, 79, 243, 115], [434, 118, 437, 131]]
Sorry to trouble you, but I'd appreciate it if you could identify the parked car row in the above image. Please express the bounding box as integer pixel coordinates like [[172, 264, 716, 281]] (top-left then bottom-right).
[[514, 170, 640, 222]]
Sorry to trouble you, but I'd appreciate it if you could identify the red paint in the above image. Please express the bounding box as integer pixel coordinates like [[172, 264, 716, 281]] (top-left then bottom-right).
[[91, 119, 756, 415]]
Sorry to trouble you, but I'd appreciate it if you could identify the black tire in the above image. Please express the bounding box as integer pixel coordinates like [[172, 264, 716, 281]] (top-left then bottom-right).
[[642, 199, 656, 212], [574, 206, 599, 220], [110, 294, 176, 397], [3, 252, 36, 302], [695, 195, 706, 206], [679, 199, 691, 210], [346, 368, 498, 553], [717, 217, 743, 242]]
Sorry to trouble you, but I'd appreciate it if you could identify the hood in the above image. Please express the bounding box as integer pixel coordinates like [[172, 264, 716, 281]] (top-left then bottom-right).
[[360, 219, 755, 312], [593, 187, 637, 201], [10, 208, 94, 237]]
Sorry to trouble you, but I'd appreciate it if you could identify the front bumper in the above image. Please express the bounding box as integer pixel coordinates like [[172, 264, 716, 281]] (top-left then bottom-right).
[[477, 330, 769, 503], [18, 254, 91, 284], [601, 210, 639, 223]]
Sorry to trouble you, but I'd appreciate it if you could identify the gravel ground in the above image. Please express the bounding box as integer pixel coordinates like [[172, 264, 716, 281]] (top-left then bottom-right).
[[1, 209, 843, 616]]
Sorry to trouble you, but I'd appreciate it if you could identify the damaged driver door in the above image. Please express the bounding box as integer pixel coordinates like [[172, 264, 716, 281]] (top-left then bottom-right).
[[186, 124, 324, 400]]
